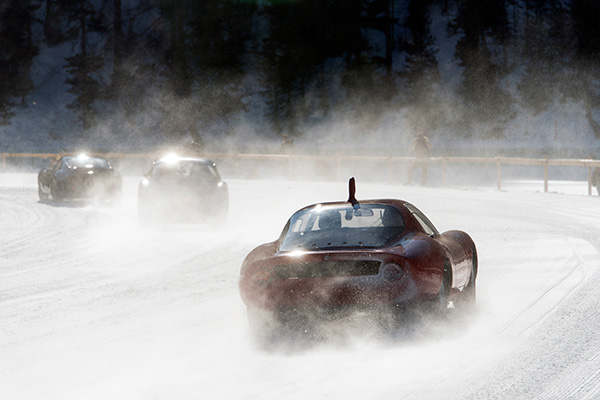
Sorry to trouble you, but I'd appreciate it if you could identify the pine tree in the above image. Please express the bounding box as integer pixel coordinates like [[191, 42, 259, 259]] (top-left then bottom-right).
[[0, 0, 40, 126], [402, 0, 440, 131], [160, 0, 192, 98], [571, 0, 600, 137], [452, 0, 513, 130], [185, 0, 257, 138], [59, 0, 106, 130]]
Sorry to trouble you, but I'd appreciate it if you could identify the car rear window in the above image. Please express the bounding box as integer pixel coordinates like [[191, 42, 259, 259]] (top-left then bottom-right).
[[152, 161, 217, 181], [64, 156, 110, 169], [279, 204, 405, 251]]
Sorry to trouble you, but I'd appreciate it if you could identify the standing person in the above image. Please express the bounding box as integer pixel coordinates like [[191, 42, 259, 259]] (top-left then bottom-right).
[[180, 138, 204, 156], [407, 132, 431, 185], [280, 134, 294, 154], [592, 167, 600, 196]]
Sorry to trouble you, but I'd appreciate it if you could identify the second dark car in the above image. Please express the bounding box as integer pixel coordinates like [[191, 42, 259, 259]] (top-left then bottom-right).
[[137, 155, 229, 223]]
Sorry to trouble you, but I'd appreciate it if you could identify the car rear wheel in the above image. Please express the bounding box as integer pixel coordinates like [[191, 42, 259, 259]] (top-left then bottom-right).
[[50, 181, 63, 202], [413, 261, 452, 318], [137, 203, 154, 226], [247, 307, 280, 348], [438, 261, 452, 311], [109, 187, 122, 205], [38, 186, 49, 201], [456, 247, 477, 310]]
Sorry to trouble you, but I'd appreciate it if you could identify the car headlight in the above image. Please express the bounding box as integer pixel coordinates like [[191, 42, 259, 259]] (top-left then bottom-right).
[[141, 178, 150, 186], [382, 263, 402, 282]]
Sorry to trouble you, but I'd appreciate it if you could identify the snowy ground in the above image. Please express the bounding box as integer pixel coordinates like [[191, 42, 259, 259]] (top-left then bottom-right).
[[2, 173, 600, 399]]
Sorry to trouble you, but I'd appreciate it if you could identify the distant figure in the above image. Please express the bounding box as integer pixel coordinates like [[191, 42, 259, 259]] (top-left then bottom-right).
[[49, 150, 68, 167], [180, 139, 204, 156], [280, 134, 294, 154], [592, 167, 600, 196], [407, 132, 431, 185]]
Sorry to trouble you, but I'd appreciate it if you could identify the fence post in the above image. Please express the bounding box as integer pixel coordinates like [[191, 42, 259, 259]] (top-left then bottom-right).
[[588, 166, 593, 196], [496, 157, 502, 190], [543, 160, 549, 193]]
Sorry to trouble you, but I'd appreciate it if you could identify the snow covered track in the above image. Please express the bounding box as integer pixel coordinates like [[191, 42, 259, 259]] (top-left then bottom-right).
[[2, 174, 600, 399]]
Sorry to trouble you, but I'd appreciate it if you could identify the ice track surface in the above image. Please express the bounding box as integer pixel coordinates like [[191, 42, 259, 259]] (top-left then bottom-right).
[[2, 174, 600, 400]]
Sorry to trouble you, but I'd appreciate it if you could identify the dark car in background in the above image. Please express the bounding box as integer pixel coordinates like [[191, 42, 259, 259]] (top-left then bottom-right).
[[38, 154, 122, 203], [137, 155, 229, 223]]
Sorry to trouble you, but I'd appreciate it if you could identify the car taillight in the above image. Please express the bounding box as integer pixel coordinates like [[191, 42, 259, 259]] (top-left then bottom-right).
[[383, 263, 402, 282]]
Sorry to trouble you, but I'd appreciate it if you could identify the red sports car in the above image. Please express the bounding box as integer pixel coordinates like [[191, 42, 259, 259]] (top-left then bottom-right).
[[239, 179, 477, 337]]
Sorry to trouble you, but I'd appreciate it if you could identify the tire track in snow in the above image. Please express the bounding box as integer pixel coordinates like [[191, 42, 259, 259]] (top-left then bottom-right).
[[5, 177, 600, 400], [396, 191, 600, 400]]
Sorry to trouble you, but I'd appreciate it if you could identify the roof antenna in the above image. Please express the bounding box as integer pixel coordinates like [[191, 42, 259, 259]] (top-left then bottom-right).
[[347, 177, 359, 207]]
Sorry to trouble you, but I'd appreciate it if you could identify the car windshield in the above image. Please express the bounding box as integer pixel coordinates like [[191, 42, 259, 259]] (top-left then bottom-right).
[[279, 204, 406, 251], [64, 156, 110, 169], [152, 160, 217, 182]]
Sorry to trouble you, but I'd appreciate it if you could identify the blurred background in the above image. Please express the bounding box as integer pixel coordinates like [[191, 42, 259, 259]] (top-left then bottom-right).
[[2, 0, 600, 159]]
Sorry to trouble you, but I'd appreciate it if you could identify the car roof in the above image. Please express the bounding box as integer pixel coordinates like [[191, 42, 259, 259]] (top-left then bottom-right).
[[297, 199, 408, 211], [61, 155, 111, 166], [62, 155, 108, 161], [155, 157, 214, 165]]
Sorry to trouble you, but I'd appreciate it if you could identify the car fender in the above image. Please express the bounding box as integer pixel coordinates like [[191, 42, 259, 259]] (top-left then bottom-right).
[[401, 234, 446, 296], [438, 230, 476, 289], [38, 170, 50, 193], [240, 241, 278, 276]]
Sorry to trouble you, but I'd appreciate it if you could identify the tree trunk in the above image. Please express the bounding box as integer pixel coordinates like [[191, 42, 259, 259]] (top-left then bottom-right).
[[112, 0, 124, 93]]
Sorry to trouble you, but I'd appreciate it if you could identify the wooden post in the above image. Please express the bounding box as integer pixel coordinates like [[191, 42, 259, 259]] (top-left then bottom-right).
[[496, 157, 502, 190], [588, 166, 593, 196], [543, 160, 549, 193]]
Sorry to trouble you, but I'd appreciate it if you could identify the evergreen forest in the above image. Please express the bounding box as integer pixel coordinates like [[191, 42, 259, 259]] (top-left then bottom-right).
[[2, 0, 600, 147]]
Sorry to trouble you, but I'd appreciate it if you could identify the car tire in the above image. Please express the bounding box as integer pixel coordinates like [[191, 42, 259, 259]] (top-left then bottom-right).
[[110, 188, 122, 205], [137, 204, 149, 224], [413, 261, 452, 320], [457, 248, 477, 310], [38, 185, 49, 201], [247, 307, 280, 348], [438, 260, 452, 311], [50, 181, 63, 202], [212, 205, 228, 225], [422, 260, 452, 315]]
